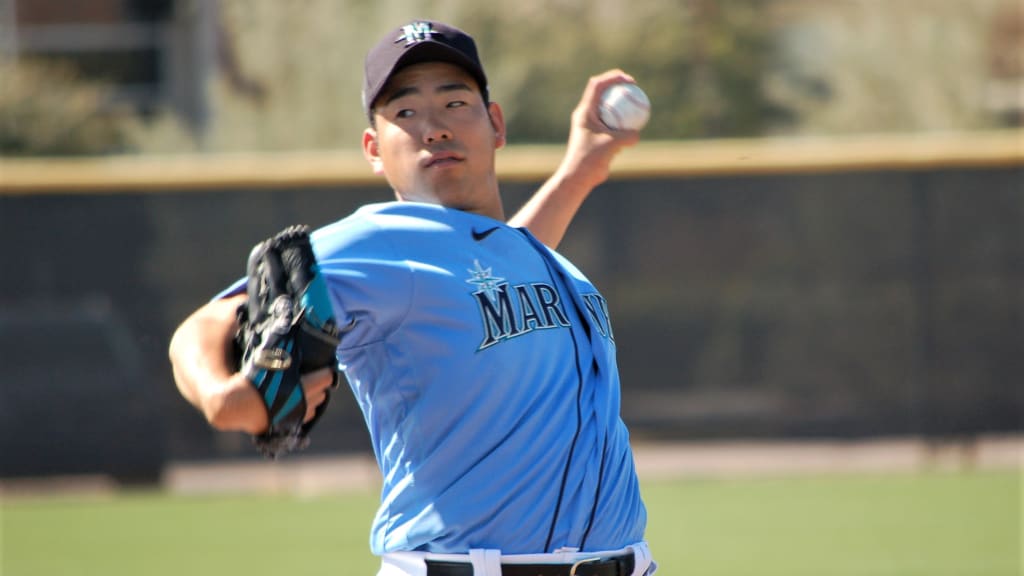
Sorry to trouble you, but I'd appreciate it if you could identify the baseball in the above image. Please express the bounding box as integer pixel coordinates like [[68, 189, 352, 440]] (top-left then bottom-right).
[[598, 83, 651, 131]]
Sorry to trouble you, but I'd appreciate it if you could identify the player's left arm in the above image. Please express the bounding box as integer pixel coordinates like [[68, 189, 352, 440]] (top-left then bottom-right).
[[507, 69, 641, 249], [168, 293, 333, 435], [168, 294, 270, 434]]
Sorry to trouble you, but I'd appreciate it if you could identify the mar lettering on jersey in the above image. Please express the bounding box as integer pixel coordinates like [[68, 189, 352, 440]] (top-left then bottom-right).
[[465, 260, 613, 351]]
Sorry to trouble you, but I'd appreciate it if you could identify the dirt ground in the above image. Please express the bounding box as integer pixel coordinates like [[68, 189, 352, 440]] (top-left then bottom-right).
[[2, 434, 1019, 498], [159, 434, 1022, 497]]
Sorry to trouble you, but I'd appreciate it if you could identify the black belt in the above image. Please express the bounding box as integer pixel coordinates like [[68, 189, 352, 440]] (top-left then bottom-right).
[[425, 553, 634, 576]]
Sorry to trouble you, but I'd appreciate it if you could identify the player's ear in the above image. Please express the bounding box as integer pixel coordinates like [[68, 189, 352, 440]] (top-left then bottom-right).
[[362, 127, 385, 175], [487, 102, 506, 150]]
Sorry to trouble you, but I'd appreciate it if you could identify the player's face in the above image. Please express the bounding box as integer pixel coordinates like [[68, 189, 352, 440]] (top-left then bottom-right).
[[363, 62, 507, 220]]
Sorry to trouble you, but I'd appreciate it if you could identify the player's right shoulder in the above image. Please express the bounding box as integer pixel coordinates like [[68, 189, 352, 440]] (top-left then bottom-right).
[[311, 201, 466, 259], [309, 202, 413, 260]]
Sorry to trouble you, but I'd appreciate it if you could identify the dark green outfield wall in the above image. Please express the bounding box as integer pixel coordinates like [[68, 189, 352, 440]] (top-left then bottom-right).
[[1, 165, 1020, 481]]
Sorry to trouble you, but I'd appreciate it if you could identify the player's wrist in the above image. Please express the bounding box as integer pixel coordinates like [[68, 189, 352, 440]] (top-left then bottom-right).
[[555, 152, 609, 194], [203, 373, 269, 434]]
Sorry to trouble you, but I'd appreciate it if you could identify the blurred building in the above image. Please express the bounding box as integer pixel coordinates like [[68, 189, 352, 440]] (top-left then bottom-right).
[[986, 2, 1024, 125], [1, 0, 215, 134]]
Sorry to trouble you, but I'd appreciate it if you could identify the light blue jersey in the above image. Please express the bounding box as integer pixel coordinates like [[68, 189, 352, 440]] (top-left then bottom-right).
[[231, 202, 646, 555]]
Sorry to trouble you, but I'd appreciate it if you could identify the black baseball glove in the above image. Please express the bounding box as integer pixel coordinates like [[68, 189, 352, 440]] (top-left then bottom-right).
[[235, 225, 342, 458]]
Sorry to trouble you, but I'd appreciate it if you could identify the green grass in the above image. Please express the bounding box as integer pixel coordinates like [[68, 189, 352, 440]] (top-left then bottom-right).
[[2, 470, 1019, 576], [644, 470, 1021, 576]]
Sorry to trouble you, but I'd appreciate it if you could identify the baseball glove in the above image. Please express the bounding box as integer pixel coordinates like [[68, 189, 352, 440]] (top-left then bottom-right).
[[235, 225, 342, 458]]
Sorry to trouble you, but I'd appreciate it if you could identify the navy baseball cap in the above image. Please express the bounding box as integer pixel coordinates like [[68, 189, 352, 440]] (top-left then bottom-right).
[[362, 20, 489, 119]]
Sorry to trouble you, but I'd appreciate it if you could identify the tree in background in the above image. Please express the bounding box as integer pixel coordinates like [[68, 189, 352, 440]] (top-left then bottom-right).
[[0, 0, 1015, 155], [765, 0, 1010, 135], [466, 0, 789, 143], [0, 60, 132, 156]]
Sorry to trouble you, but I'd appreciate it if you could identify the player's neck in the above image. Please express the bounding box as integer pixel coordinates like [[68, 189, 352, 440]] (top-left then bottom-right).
[[395, 184, 505, 222], [467, 193, 505, 222]]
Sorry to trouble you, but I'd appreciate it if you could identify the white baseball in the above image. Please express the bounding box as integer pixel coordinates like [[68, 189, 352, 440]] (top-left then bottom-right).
[[598, 83, 651, 131]]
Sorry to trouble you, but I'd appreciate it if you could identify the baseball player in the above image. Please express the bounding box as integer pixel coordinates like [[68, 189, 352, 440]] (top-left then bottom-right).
[[169, 20, 655, 576]]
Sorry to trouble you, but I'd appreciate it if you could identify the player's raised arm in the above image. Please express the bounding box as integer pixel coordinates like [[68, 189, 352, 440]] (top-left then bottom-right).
[[507, 69, 644, 248]]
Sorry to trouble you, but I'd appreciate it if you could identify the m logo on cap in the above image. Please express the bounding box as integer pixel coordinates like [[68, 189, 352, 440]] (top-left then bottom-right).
[[396, 22, 438, 45]]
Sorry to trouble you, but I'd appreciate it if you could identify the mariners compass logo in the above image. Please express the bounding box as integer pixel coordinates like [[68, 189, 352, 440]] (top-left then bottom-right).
[[466, 259, 504, 299], [395, 22, 438, 45]]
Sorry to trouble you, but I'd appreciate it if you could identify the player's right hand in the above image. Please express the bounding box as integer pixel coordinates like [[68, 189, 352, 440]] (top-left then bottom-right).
[[563, 69, 642, 190]]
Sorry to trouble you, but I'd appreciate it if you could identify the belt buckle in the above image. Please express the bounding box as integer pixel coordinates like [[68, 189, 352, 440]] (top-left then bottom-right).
[[568, 557, 601, 576]]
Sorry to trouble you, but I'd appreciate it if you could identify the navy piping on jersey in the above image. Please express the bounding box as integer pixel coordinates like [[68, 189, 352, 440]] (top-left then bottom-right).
[[579, 432, 609, 549], [539, 249, 586, 553], [526, 229, 607, 553]]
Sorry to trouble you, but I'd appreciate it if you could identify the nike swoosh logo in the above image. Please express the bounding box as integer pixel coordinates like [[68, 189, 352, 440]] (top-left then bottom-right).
[[472, 226, 500, 241]]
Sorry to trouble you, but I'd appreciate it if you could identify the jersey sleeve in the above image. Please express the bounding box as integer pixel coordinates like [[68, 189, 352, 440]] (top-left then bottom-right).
[[210, 213, 412, 351], [213, 277, 246, 300], [310, 214, 414, 350]]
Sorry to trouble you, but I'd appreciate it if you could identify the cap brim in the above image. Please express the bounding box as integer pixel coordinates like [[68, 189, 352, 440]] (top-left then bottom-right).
[[367, 41, 488, 113]]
